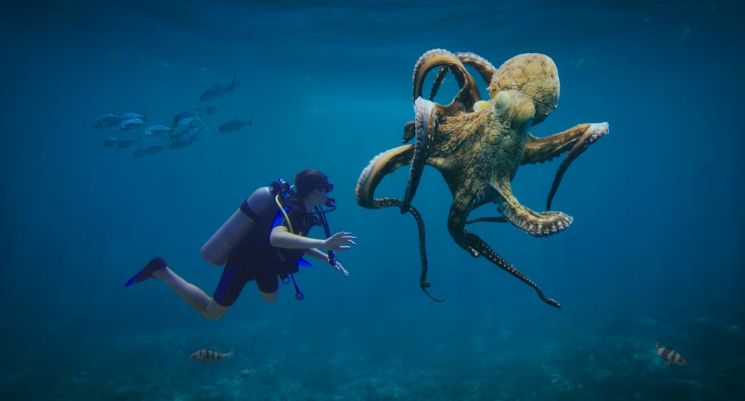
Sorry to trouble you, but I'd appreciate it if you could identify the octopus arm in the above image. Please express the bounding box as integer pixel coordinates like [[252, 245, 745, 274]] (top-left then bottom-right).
[[411, 49, 480, 113], [428, 52, 496, 102], [491, 176, 573, 237], [355, 145, 413, 209], [521, 123, 606, 164], [456, 52, 497, 85], [354, 145, 443, 301], [466, 216, 508, 224], [402, 120, 415, 143], [428, 66, 449, 101], [446, 197, 559, 308], [522, 123, 609, 210], [401, 98, 436, 213], [463, 230, 560, 308]]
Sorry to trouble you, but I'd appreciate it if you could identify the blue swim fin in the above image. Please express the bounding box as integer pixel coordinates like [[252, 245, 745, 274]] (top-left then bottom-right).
[[125, 257, 166, 287], [297, 258, 314, 269]]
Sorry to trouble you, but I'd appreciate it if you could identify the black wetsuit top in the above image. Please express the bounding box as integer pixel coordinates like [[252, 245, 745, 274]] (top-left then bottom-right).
[[213, 196, 314, 306]]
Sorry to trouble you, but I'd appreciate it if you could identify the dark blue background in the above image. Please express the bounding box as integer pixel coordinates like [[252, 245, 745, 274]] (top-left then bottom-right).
[[1, 1, 743, 400]]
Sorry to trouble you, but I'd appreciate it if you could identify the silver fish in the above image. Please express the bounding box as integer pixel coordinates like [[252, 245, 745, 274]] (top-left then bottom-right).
[[118, 118, 146, 131], [143, 124, 171, 138], [93, 114, 121, 129], [200, 78, 239, 102], [168, 134, 197, 149], [146, 144, 166, 154], [132, 148, 150, 158], [171, 116, 203, 137], [190, 349, 233, 364], [117, 138, 137, 148], [102, 136, 118, 147], [119, 112, 145, 121], [172, 105, 216, 126], [218, 118, 251, 133]]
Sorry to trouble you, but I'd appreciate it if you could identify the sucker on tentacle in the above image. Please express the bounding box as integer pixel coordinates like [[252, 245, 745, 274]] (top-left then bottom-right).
[[356, 145, 413, 209], [464, 231, 560, 308], [546, 122, 609, 210], [429, 66, 449, 101], [456, 52, 497, 84], [401, 97, 436, 214], [493, 178, 573, 237]]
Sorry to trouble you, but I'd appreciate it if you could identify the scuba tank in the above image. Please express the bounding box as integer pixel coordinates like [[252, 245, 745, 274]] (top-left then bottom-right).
[[201, 183, 286, 266]]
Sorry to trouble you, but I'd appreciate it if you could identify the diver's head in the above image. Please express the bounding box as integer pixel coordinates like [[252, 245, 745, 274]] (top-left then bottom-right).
[[294, 169, 334, 207]]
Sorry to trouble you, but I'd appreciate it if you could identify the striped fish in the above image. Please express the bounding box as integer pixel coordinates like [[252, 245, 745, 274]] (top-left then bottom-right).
[[656, 340, 687, 366], [190, 349, 234, 364]]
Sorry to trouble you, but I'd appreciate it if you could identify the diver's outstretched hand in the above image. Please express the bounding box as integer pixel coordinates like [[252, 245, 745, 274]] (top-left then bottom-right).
[[323, 231, 356, 251], [332, 261, 350, 277]]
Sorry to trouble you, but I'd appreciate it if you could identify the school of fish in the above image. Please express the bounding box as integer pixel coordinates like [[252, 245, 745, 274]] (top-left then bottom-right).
[[93, 78, 252, 158]]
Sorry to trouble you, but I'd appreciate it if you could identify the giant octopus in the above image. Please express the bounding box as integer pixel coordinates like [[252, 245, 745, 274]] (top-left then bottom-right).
[[355, 49, 609, 308]]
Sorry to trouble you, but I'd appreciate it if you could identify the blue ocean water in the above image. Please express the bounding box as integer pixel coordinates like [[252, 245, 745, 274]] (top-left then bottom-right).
[[1, 0, 744, 400]]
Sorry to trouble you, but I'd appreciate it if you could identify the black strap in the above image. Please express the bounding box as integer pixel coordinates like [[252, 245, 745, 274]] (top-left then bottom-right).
[[289, 274, 304, 301], [239, 199, 261, 221]]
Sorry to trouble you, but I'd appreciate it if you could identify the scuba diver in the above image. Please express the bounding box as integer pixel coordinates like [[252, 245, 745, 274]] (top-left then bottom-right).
[[124, 169, 356, 320]]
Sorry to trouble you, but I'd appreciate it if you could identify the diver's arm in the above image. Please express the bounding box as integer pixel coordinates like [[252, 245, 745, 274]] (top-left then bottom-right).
[[306, 246, 351, 277], [270, 226, 356, 251], [305, 247, 329, 261], [270, 226, 323, 249]]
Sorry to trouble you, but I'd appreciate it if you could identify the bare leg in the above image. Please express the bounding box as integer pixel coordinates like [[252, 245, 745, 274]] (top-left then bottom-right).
[[259, 290, 277, 304], [153, 267, 228, 320]]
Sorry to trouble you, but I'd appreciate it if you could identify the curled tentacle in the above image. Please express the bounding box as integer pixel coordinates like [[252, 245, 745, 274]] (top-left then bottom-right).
[[493, 177, 572, 237], [457, 52, 497, 85], [401, 97, 436, 214], [355, 146, 443, 301], [356, 145, 413, 209], [428, 52, 496, 104], [412, 49, 480, 113], [546, 122, 609, 210], [429, 66, 448, 101], [464, 231, 560, 308]]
